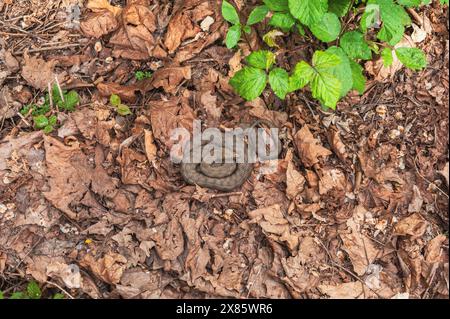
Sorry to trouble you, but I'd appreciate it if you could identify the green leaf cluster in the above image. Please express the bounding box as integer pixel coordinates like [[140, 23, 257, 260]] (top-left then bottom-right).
[[20, 84, 80, 133], [0, 281, 64, 299], [222, 0, 442, 110], [110, 94, 132, 116]]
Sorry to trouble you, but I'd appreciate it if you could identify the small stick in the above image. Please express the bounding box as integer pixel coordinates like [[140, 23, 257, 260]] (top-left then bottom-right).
[[48, 82, 54, 111], [54, 75, 65, 111], [45, 281, 75, 300]]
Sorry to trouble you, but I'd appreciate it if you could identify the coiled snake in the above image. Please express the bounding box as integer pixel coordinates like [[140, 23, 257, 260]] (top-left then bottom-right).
[[180, 121, 281, 191]]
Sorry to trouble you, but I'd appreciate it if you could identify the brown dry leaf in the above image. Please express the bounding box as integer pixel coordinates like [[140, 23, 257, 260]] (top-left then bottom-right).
[[86, 0, 122, 16], [200, 90, 222, 122], [318, 167, 348, 195], [318, 281, 365, 299], [248, 204, 299, 251], [164, 1, 213, 53], [80, 10, 119, 38], [394, 213, 428, 238], [340, 206, 381, 276], [408, 185, 423, 213], [285, 151, 305, 199], [228, 50, 242, 77], [21, 53, 63, 90], [46, 262, 81, 289], [0, 131, 42, 171], [119, 268, 172, 297], [150, 218, 185, 261], [42, 136, 92, 220], [294, 125, 332, 168], [0, 86, 22, 119], [0, 252, 6, 274], [327, 128, 347, 161], [281, 237, 325, 293], [110, 1, 159, 60], [150, 66, 191, 94], [247, 98, 289, 128], [148, 97, 196, 148], [97, 82, 138, 102], [425, 234, 446, 264], [81, 252, 127, 284], [144, 129, 157, 163]]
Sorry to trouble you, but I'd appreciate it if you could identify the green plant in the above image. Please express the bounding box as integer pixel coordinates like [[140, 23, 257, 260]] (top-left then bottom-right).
[[0, 281, 64, 299], [109, 94, 132, 116], [20, 84, 80, 133], [223, 0, 448, 110], [135, 70, 152, 81]]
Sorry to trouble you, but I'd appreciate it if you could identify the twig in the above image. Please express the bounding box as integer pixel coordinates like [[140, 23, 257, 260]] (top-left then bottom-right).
[[13, 43, 81, 55], [45, 280, 75, 300]]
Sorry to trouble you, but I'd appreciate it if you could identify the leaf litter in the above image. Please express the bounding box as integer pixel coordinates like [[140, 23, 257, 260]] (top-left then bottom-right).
[[0, 0, 448, 300]]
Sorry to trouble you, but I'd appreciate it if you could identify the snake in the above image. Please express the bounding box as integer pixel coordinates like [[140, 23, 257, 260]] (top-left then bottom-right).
[[180, 121, 281, 191]]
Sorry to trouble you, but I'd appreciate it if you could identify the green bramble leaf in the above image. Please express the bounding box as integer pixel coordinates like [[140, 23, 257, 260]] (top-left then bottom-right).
[[340, 31, 372, 60], [310, 12, 341, 43], [229, 66, 267, 101], [226, 24, 242, 49], [269, 68, 290, 99], [395, 47, 427, 70], [246, 50, 276, 71], [53, 293, 65, 299], [222, 1, 240, 25], [381, 48, 394, 67], [247, 5, 269, 25], [289, 61, 315, 92], [269, 12, 296, 32], [325, 46, 353, 98], [349, 60, 367, 94], [329, 0, 353, 17], [288, 0, 328, 26], [263, 0, 289, 12]]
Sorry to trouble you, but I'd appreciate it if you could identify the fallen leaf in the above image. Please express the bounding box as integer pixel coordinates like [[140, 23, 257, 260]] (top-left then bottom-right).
[[248, 204, 299, 251], [144, 129, 157, 163], [81, 251, 127, 284], [21, 53, 63, 90], [408, 185, 423, 213], [81, 10, 119, 38], [340, 206, 380, 276], [294, 125, 332, 167], [394, 213, 428, 238]]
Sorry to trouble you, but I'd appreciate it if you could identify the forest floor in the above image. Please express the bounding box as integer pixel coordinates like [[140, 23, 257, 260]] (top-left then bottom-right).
[[0, 0, 448, 299]]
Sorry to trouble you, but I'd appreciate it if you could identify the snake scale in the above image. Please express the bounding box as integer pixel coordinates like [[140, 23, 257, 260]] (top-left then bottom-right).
[[180, 121, 280, 191]]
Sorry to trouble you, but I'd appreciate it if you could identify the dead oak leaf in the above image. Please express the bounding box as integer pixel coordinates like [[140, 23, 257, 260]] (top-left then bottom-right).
[[150, 66, 191, 94], [21, 53, 63, 90], [110, 1, 160, 60], [285, 151, 305, 199], [295, 125, 332, 168], [81, 10, 119, 38], [248, 204, 299, 251], [393, 213, 428, 238], [81, 252, 127, 284], [340, 206, 381, 276], [86, 0, 122, 16]]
